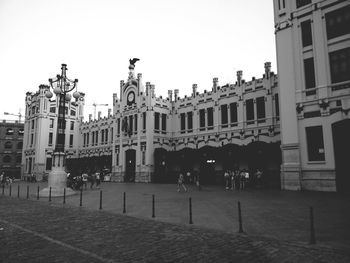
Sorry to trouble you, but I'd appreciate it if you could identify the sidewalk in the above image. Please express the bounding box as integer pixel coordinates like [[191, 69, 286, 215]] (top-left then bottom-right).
[[2, 181, 350, 250], [1, 196, 350, 263]]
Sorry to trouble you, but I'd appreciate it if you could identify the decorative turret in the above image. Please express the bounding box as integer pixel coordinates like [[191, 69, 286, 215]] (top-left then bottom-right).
[[146, 82, 151, 96], [264, 62, 271, 79], [192, 84, 197, 97], [237, 70, 243, 86], [174, 89, 179, 102], [150, 84, 155, 98], [168, 90, 173, 102], [212, 78, 218, 92]]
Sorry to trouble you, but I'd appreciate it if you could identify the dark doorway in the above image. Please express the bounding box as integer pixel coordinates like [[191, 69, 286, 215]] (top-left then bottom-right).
[[125, 149, 136, 182], [28, 157, 32, 174], [199, 146, 219, 185], [154, 148, 168, 183], [332, 119, 350, 193]]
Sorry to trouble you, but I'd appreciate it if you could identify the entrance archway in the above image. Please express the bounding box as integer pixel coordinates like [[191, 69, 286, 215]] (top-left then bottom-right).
[[125, 149, 136, 182], [332, 119, 350, 193]]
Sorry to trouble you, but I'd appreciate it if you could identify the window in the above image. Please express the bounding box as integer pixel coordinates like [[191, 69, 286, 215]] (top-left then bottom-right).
[[306, 126, 325, 161], [6, 128, 14, 135], [275, 94, 280, 119], [154, 112, 160, 131], [101, 130, 105, 144], [31, 120, 35, 129], [16, 155, 22, 163], [301, 20, 312, 47], [180, 113, 186, 133], [199, 109, 205, 130], [49, 119, 54, 129], [50, 107, 56, 113], [230, 103, 238, 124], [161, 113, 166, 133], [304, 57, 316, 95], [142, 112, 146, 130], [207, 107, 213, 128], [86, 133, 89, 146], [117, 118, 120, 135], [221, 105, 228, 126], [116, 153, 119, 166], [69, 134, 73, 147], [142, 151, 145, 165], [129, 115, 133, 134], [105, 129, 109, 143], [256, 97, 266, 123], [3, 156, 11, 163], [17, 142, 23, 149], [30, 134, 34, 145], [296, 0, 311, 9], [329, 47, 350, 84], [92, 131, 95, 145], [46, 157, 52, 171], [95, 131, 98, 145], [326, 5, 350, 40], [5, 141, 12, 149], [246, 99, 254, 124], [187, 112, 193, 132], [134, 114, 138, 132], [70, 110, 76, 116], [83, 133, 86, 147], [70, 121, 74, 131]]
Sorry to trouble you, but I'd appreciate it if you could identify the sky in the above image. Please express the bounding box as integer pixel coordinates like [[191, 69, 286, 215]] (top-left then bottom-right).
[[0, 0, 276, 121]]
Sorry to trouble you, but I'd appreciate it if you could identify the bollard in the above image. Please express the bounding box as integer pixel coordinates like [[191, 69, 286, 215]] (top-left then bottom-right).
[[63, 188, 66, 204], [9, 185, 12, 196], [80, 188, 82, 207], [37, 186, 40, 200], [2, 184, 4, 195], [49, 187, 52, 202], [238, 201, 244, 233], [152, 194, 155, 218], [17, 185, 20, 198], [309, 206, 316, 244], [189, 197, 193, 224], [123, 192, 126, 214], [99, 190, 102, 210]]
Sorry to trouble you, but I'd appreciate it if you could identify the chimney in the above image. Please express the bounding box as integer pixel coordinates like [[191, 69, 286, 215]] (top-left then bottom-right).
[[237, 70, 243, 86], [168, 90, 173, 102], [212, 78, 218, 92], [192, 84, 197, 97], [264, 62, 271, 79], [98, 111, 101, 119], [89, 114, 92, 122], [174, 89, 179, 102]]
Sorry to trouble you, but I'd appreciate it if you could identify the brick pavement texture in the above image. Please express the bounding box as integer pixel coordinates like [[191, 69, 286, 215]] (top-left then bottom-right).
[[1, 197, 350, 263]]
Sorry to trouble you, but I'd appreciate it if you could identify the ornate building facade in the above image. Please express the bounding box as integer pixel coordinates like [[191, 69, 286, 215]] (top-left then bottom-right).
[[23, 62, 282, 187], [273, 0, 350, 192]]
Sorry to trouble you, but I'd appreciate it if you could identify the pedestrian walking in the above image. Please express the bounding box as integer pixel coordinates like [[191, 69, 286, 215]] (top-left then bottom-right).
[[90, 173, 96, 189], [240, 169, 246, 190], [231, 169, 237, 190], [96, 172, 101, 188], [224, 170, 230, 190], [82, 173, 88, 190], [177, 173, 187, 192]]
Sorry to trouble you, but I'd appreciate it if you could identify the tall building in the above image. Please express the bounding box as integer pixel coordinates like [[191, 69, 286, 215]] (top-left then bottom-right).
[[0, 120, 24, 179], [22, 84, 85, 181], [273, 0, 350, 192], [23, 62, 282, 187]]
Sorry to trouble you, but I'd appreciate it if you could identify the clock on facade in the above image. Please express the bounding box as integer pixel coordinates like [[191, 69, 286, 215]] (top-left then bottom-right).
[[127, 91, 135, 105]]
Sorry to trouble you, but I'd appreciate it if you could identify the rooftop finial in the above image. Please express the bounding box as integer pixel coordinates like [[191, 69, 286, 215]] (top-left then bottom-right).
[[129, 58, 140, 70]]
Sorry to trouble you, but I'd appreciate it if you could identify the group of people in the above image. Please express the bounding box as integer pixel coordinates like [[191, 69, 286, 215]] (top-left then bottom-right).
[[67, 172, 102, 190], [0, 171, 12, 187], [177, 171, 200, 192], [224, 168, 263, 190]]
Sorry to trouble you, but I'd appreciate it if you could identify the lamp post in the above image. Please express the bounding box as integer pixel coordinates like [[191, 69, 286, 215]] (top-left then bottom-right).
[[40, 64, 80, 197]]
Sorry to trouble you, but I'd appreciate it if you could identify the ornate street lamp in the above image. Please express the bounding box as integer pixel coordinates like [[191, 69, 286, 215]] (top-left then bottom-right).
[[41, 64, 80, 197]]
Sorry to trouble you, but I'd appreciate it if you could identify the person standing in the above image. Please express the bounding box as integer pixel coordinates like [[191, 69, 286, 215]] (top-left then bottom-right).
[[177, 173, 187, 192], [240, 169, 246, 190], [90, 172, 96, 189], [96, 172, 101, 188], [82, 173, 88, 190], [224, 170, 230, 190]]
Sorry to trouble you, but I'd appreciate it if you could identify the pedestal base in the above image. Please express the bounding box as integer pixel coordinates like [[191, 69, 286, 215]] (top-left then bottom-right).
[[40, 186, 76, 197]]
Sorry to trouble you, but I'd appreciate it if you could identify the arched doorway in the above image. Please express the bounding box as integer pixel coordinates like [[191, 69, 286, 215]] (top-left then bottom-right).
[[199, 146, 220, 185], [154, 148, 168, 183], [125, 149, 136, 182], [332, 119, 350, 193]]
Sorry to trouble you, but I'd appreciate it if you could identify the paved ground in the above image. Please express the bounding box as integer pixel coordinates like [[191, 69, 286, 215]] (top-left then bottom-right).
[[1, 182, 350, 262]]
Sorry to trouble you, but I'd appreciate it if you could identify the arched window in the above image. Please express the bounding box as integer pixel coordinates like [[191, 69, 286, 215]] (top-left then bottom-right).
[[4, 141, 12, 149], [17, 142, 23, 149], [16, 155, 22, 163], [3, 156, 11, 163]]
